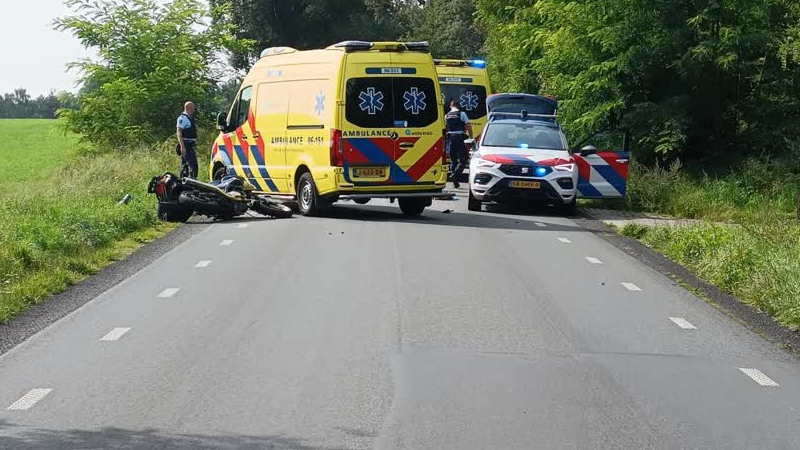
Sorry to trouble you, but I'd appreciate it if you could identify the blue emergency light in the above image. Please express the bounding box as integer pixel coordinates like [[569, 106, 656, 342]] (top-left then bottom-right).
[[519, 143, 529, 149], [535, 167, 548, 177], [469, 59, 487, 68]]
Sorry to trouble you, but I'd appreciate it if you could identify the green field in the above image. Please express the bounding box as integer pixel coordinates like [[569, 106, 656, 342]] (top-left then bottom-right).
[[0, 119, 80, 185], [0, 119, 190, 323]]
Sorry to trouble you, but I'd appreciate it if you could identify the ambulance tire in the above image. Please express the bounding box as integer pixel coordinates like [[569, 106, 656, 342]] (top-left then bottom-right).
[[297, 172, 329, 216], [398, 198, 427, 216], [212, 165, 227, 181], [468, 189, 482, 212]]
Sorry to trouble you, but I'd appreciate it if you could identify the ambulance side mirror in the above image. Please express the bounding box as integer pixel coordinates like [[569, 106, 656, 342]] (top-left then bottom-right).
[[216, 112, 229, 132]]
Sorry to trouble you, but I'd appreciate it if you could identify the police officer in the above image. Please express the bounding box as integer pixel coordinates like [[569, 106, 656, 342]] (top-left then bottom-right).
[[445, 101, 473, 188], [176, 101, 198, 179]]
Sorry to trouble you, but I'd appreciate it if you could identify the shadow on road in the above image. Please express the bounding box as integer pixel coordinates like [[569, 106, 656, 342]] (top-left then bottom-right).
[[321, 204, 585, 233], [0, 420, 342, 450]]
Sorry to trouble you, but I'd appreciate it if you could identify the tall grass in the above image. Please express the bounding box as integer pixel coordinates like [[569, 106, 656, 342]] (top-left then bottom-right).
[[0, 140, 210, 324], [617, 158, 800, 330]]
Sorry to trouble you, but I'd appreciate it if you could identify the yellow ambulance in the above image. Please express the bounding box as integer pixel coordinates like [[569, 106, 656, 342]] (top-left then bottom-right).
[[434, 59, 493, 139], [210, 41, 449, 216]]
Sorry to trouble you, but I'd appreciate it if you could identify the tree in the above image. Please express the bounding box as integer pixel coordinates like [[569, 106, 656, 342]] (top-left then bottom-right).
[[55, 0, 251, 148], [210, 0, 418, 69], [406, 0, 485, 59], [477, 0, 800, 162]]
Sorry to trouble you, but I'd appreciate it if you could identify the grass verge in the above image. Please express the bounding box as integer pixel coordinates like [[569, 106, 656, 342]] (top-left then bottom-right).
[[612, 158, 800, 331], [0, 140, 206, 324]]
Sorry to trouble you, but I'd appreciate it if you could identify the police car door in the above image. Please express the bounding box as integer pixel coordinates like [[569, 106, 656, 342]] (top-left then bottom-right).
[[573, 132, 630, 198]]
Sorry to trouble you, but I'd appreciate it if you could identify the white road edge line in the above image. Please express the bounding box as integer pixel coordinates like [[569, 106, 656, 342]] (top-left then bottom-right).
[[220, 240, 234, 246], [157, 288, 180, 298], [100, 327, 131, 341], [668, 317, 697, 330], [586, 257, 603, 264], [739, 368, 779, 387], [195, 260, 212, 268], [7, 388, 53, 410], [557, 237, 572, 244], [237, 224, 249, 229], [535, 222, 547, 228], [621, 282, 642, 291]]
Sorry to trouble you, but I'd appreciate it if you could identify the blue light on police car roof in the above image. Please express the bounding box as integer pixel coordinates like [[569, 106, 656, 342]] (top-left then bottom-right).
[[519, 143, 529, 149], [535, 167, 548, 177], [469, 59, 487, 68]]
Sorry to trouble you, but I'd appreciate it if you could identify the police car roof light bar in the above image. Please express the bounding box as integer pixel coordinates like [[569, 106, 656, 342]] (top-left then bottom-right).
[[488, 111, 559, 120]]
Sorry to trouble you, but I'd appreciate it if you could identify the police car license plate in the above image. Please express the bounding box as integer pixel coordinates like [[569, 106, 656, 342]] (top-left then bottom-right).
[[510, 180, 540, 189], [353, 167, 387, 178]]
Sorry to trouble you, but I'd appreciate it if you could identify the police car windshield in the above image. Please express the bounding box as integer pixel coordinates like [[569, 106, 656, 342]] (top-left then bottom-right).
[[483, 122, 565, 150]]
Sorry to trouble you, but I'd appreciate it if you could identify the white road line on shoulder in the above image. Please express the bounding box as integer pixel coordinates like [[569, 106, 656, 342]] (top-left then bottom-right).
[[668, 317, 697, 330], [586, 257, 603, 264], [237, 224, 249, 229], [7, 389, 53, 410], [621, 282, 642, 291], [195, 260, 212, 268], [739, 368, 779, 387], [535, 222, 547, 228], [100, 327, 131, 341], [557, 237, 572, 244], [220, 240, 234, 246], [157, 288, 180, 298]]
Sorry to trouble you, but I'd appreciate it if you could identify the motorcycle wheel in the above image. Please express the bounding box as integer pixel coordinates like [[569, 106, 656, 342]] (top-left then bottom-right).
[[251, 199, 293, 219], [178, 190, 228, 217], [156, 201, 193, 223]]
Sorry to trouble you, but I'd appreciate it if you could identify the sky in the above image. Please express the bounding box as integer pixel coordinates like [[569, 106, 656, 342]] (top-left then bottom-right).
[[0, 0, 171, 97]]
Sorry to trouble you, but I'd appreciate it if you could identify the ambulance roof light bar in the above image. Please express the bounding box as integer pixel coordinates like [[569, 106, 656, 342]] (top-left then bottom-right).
[[260, 47, 299, 58], [433, 59, 487, 68], [329, 41, 430, 53]]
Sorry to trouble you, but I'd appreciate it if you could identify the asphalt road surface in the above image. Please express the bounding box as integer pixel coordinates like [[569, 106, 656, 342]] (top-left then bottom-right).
[[2, 187, 800, 450]]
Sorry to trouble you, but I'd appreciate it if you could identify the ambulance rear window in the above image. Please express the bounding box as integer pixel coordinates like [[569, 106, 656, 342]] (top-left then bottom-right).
[[441, 84, 487, 120], [346, 77, 438, 128]]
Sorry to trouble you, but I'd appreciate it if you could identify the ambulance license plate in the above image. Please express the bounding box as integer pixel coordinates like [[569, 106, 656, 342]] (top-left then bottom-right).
[[510, 180, 540, 189], [353, 167, 387, 178]]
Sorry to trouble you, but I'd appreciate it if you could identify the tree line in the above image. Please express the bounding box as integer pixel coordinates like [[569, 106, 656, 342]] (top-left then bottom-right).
[[0, 89, 79, 119]]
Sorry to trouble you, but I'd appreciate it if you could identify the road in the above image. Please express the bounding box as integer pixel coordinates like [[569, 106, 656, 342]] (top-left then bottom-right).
[[1, 189, 800, 450]]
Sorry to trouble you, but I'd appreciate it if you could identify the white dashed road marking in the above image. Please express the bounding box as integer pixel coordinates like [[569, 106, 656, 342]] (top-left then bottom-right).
[[100, 327, 131, 341], [237, 224, 249, 229], [158, 288, 180, 298], [621, 282, 642, 291], [739, 368, 779, 387], [220, 240, 234, 246], [668, 317, 697, 330], [195, 260, 212, 268], [557, 238, 572, 244], [535, 222, 547, 228], [586, 257, 603, 264], [7, 389, 52, 410]]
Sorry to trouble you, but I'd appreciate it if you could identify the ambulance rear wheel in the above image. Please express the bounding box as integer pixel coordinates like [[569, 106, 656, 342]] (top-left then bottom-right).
[[398, 198, 427, 216], [297, 172, 328, 216], [212, 165, 227, 181]]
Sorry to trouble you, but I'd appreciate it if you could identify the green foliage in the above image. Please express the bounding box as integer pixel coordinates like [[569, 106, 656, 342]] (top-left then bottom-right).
[[0, 89, 68, 119], [406, 0, 485, 59], [55, 0, 251, 149], [477, 0, 800, 161], [210, 0, 418, 68]]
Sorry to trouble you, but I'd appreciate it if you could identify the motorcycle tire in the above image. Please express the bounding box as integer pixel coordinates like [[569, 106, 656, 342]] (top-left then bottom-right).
[[178, 190, 229, 217], [251, 199, 293, 219], [156, 201, 193, 223]]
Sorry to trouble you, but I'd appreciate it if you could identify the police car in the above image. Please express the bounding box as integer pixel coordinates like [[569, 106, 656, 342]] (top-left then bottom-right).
[[467, 94, 630, 214]]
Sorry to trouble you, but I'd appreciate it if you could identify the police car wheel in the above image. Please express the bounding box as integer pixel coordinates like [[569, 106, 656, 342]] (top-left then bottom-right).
[[560, 198, 577, 216], [297, 172, 326, 216], [468, 189, 481, 211]]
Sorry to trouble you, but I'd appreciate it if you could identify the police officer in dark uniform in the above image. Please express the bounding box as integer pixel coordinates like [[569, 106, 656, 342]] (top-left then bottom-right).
[[176, 101, 198, 178], [445, 101, 473, 188]]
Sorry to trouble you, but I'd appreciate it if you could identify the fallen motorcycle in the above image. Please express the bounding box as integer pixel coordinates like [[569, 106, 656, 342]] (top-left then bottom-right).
[[147, 173, 293, 222]]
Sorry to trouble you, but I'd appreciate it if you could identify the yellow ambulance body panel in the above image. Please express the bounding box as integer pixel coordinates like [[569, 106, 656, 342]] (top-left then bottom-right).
[[210, 41, 448, 215], [434, 59, 493, 138]]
